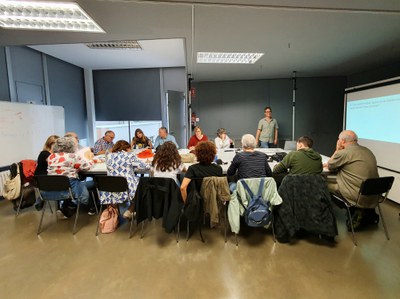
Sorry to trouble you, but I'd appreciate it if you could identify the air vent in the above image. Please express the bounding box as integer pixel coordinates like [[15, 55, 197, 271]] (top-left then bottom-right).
[[86, 41, 142, 50]]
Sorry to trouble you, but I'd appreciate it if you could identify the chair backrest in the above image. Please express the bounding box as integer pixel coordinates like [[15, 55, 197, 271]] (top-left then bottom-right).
[[284, 140, 297, 151], [34, 175, 71, 192], [360, 176, 395, 196], [95, 176, 129, 193]]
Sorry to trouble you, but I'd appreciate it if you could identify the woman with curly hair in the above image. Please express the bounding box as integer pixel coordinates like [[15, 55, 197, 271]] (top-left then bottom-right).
[[152, 141, 184, 185], [180, 141, 222, 202], [131, 128, 152, 149]]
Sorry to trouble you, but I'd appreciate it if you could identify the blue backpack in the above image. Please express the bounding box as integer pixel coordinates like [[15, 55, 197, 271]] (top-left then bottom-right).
[[238, 178, 271, 227]]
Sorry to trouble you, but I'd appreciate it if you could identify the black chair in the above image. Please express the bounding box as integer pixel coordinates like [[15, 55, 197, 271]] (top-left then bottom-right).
[[331, 176, 394, 246], [34, 175, 79, 235], [94, 176, 129, 236], [134, 177, 183, 240]]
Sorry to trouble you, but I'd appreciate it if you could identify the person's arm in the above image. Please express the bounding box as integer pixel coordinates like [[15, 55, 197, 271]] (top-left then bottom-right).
[[326, 139, 345, 170], [131, 138, 136, 148], [187, 136, 195, 150], [147, 138, 153, 149], [153, 137, 160, 149], [227, 155, 239, 177], [274, 128, 278, 145], [180, 177, 191, 203], [255, 129, 261, 146]]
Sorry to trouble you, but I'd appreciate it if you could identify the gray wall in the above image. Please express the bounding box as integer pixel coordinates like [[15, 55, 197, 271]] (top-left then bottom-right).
[[0, 46, 88, 140], [93, 68, 162, 121], [0, 47, 9, 101], [47, 56, 88, 139], [193, 76, 346, 155], [347, 61, 400, 87], [9, 46, 45, 104]]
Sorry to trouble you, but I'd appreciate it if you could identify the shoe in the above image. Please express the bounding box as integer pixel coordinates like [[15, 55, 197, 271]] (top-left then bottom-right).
[[35, 201, 44, 211], [123, 210, 133, 220], [56, 209, 68, 220], [88, 207, 96, 216]]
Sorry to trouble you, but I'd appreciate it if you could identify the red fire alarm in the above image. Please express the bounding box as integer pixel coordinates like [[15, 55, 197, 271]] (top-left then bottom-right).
[[190, 87, 196, 98]]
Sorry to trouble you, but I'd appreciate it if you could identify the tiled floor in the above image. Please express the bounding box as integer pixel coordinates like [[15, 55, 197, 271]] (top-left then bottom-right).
[[0, 199, 399, 299]]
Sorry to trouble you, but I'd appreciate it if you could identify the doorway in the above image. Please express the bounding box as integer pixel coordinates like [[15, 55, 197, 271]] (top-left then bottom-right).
[[166, 90, 186, 148]]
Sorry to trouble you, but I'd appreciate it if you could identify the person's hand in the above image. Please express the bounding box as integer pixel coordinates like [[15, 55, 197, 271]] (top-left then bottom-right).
[[274, 139, 278, 145], [189, 146, 195, 151], [84, 151, 94, 160], [322, 162, 328, 169], [336, 139, 344, 151]]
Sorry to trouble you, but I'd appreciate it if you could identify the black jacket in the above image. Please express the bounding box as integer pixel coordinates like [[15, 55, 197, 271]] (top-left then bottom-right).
[[273, 174, 338, 242], [134, 177, 183, 233]]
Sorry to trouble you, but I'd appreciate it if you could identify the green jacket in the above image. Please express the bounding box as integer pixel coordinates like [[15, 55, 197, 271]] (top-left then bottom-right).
[[273, 148, 322, 175]]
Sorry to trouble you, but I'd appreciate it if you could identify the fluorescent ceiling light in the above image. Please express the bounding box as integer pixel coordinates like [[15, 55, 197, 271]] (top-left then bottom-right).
[[197, 52, 264, 64], [86, 41, 142, 50], [0, 1, 104, 32]]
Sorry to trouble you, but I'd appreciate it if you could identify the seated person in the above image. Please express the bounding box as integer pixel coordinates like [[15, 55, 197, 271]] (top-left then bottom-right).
[[47, 137, 96, 218], [180, 141, 223, 202], [326, 130, 379, 230], [93, 130, 115, 155], [152, 141, 184, 185], [227, 134, 272, 191], [273, 136, 322, 175], [35, 135, 59, 176], [215, 128, 233, 149], [64, 131, 83, 150], [188, 126, 208, 151], [104, 140, 150, 220], [153, 127, 179, 149], [131, 128, 152, 149]]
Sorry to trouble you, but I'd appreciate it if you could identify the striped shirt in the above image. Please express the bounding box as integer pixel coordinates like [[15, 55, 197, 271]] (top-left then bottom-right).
[[227, 151, 272, 180]]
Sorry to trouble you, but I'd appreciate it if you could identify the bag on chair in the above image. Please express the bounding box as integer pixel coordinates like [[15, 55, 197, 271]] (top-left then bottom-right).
[[2, 163, 21, 201], [238, 178, 271, 227], [99, 205, 119, 233]]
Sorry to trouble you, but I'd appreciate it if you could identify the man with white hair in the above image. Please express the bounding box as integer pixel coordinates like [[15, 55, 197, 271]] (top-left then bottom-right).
[[227, 134, 272, 188], [326, 130, 379, 229]]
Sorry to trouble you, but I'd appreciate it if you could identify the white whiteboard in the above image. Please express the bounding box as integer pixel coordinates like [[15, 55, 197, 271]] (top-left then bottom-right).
[[0, 101, 65, 167]]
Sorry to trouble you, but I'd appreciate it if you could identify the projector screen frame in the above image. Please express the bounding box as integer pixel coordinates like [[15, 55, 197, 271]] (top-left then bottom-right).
[[344, 76, 400, 174]]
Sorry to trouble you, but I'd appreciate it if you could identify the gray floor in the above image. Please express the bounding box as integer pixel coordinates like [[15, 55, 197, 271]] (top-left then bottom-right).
[[0, 199, 399, 299]]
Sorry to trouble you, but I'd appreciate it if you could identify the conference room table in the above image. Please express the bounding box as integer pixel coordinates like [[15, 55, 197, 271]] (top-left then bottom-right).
[[81, 148, 333, 181], [82, 148, 291, 177]]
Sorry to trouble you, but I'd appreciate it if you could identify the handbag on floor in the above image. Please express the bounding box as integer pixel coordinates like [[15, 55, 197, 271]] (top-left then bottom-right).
[[99, 205, 119, 233], [2, 163, 21, 201]]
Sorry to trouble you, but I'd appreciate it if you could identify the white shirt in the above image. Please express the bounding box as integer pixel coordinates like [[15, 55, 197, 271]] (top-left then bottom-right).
[[215, 136, 231, 149]]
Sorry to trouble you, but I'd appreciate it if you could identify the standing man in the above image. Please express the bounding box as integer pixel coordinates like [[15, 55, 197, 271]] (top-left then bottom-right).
[[93, 130, 115, 155], [255, 106, 279, 148], [326, 130, 379, 229], [153, 127, 179, 149]]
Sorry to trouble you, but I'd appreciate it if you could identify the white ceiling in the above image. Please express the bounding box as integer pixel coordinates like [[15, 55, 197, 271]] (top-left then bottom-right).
[[1, 0, 400, 81], [29, 39, 186, 70]]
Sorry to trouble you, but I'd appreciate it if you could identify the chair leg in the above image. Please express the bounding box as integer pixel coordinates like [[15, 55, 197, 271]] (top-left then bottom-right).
[[37, 200, 47, 235], [15, 193, 24, 217], [186, 220, 190, 241], [224, 203, 227, 243], [95, 205, 104, 236], [129, 216, 135, 239], [377, 203, 390, 240], [176, 215, 181, 243], [72, 201, 80, 235], [140, 221, 145, 239], [345, 205, 357, 246], [271, 215, 276, 243], [92, 192, 99, 215]]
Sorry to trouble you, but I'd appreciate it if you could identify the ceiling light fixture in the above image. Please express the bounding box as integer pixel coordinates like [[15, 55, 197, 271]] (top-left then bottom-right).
[[0, 0, 104, 32], [197, 52, 264, 64], [86, 41, 142, 50]]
